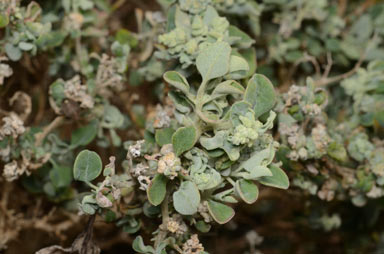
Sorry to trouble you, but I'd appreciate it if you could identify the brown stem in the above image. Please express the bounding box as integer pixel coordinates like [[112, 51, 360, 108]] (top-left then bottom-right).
[[315, 32, 378, 87], [315, 55, 364, 87], [34, 116, 65, 146]]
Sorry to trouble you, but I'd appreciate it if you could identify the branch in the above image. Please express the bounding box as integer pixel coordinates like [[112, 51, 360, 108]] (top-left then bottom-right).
[[34, 116, 65, 146], [315, 53, 365, 87]]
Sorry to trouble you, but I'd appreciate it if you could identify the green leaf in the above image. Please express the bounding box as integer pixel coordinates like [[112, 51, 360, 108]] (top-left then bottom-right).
[[155, 127, 175, 146], [258, 165, 289, 189], [207, 199, 235, 224], [212, 80, 245, 97], [168, 91, 192, 114], [230, 101, 252, 127], [191, 168, 222, 190], [132, 236, 155, 254], [173, 181, 200, 215], [375, 111, 384, 127], [115, 28, 138, 48], [73, 150, 102, 182], [222, 139, 240, 161], [70, 120, 98, 148], [241, 48, 257, 77], [5, 43, 22, 61], [225, 55, 249, 80], [196, 41, 231, 82], [235, 179, 259, 204], [200, 131, 226, 150], [49, 165, 72, 188], [163, 71, 190, 95], [147, 174, 167, 206], [49, 79, 66, 106], [18, 42, 34, 51], [240, 147, 275, 175], [203, 6, 219, 25], [0, 13, 9, 28], [327, 142, 348, 162], [36, 31, 67, 49], [81, 196, 98, 215], [102, 105, 125, 128], [195, 220, 211, 233], [79, 0, 94, 10], [228, 25, 255, 48], [172, 126, 197, 156], [244, 74, 276, 118]]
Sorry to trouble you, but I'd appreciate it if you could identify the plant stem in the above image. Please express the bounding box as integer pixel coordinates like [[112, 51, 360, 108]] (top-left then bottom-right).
[[85, 181, 98, 190], [226, 177, 236, 187], [154, 192, 169, 249], [35, 116, 65, 146]]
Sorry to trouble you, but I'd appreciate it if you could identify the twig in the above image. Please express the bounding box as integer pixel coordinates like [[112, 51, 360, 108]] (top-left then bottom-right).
[[34, 116, 65, 146], [315, 32, 378, 87], [322, 52, 333, 80], [315, 53, 365, 87], [293, 53, 321, 78]]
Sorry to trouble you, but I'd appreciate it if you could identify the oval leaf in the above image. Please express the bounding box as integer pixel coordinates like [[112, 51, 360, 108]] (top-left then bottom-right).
[[235, 179, 259, 204], [155, 127, 174, 146], [245, 74, 276, 118], [207, 199, 235, 224], [196, 41, 231, 82], [0, 13, 9, 28], [70, 120, 98, 148], [173, 181, 200, 215], [163, 71, 190, 95], [258, 165, 289, 189], [147, 174, 167, 206], [212, 80, 245, 96], [73, 150, 102, 182], [172, 126, 197, 156], [225, 55, 249, 80], [49, 165, 72, 188]]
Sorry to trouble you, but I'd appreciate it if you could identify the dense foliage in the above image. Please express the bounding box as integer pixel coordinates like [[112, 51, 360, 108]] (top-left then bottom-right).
[[0, 0, 383, 253]]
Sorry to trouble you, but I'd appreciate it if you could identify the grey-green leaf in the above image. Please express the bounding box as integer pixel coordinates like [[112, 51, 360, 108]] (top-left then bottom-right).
[[244, 74, 276, 118], [241, 48, 257, 77], [5, 43, 22, 61], [49, 165, 72, 188], [235, 179, 259, 204], [147, 174, 167, 206], [155, 127, 175, 146], [173, 181, 200, 215], [196, 41, 231, 82], [258, 165, 289, 189], [225, 55, 249, 80], [163, 71, 190, 95], [18, 42, 34, 51], [172, 126, 197, 156], [212, 80, 245, 96], [199, 131, 226, 150], [70, 120, 98, 148], [230, 101, 252, 127], [240, 147, 275, 173], [132, 236, 155, 254], [228, 25, 255, 48], [207, 199, 235, 224], [195, 220, 211, 233], [73, 150, 102, 182]]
